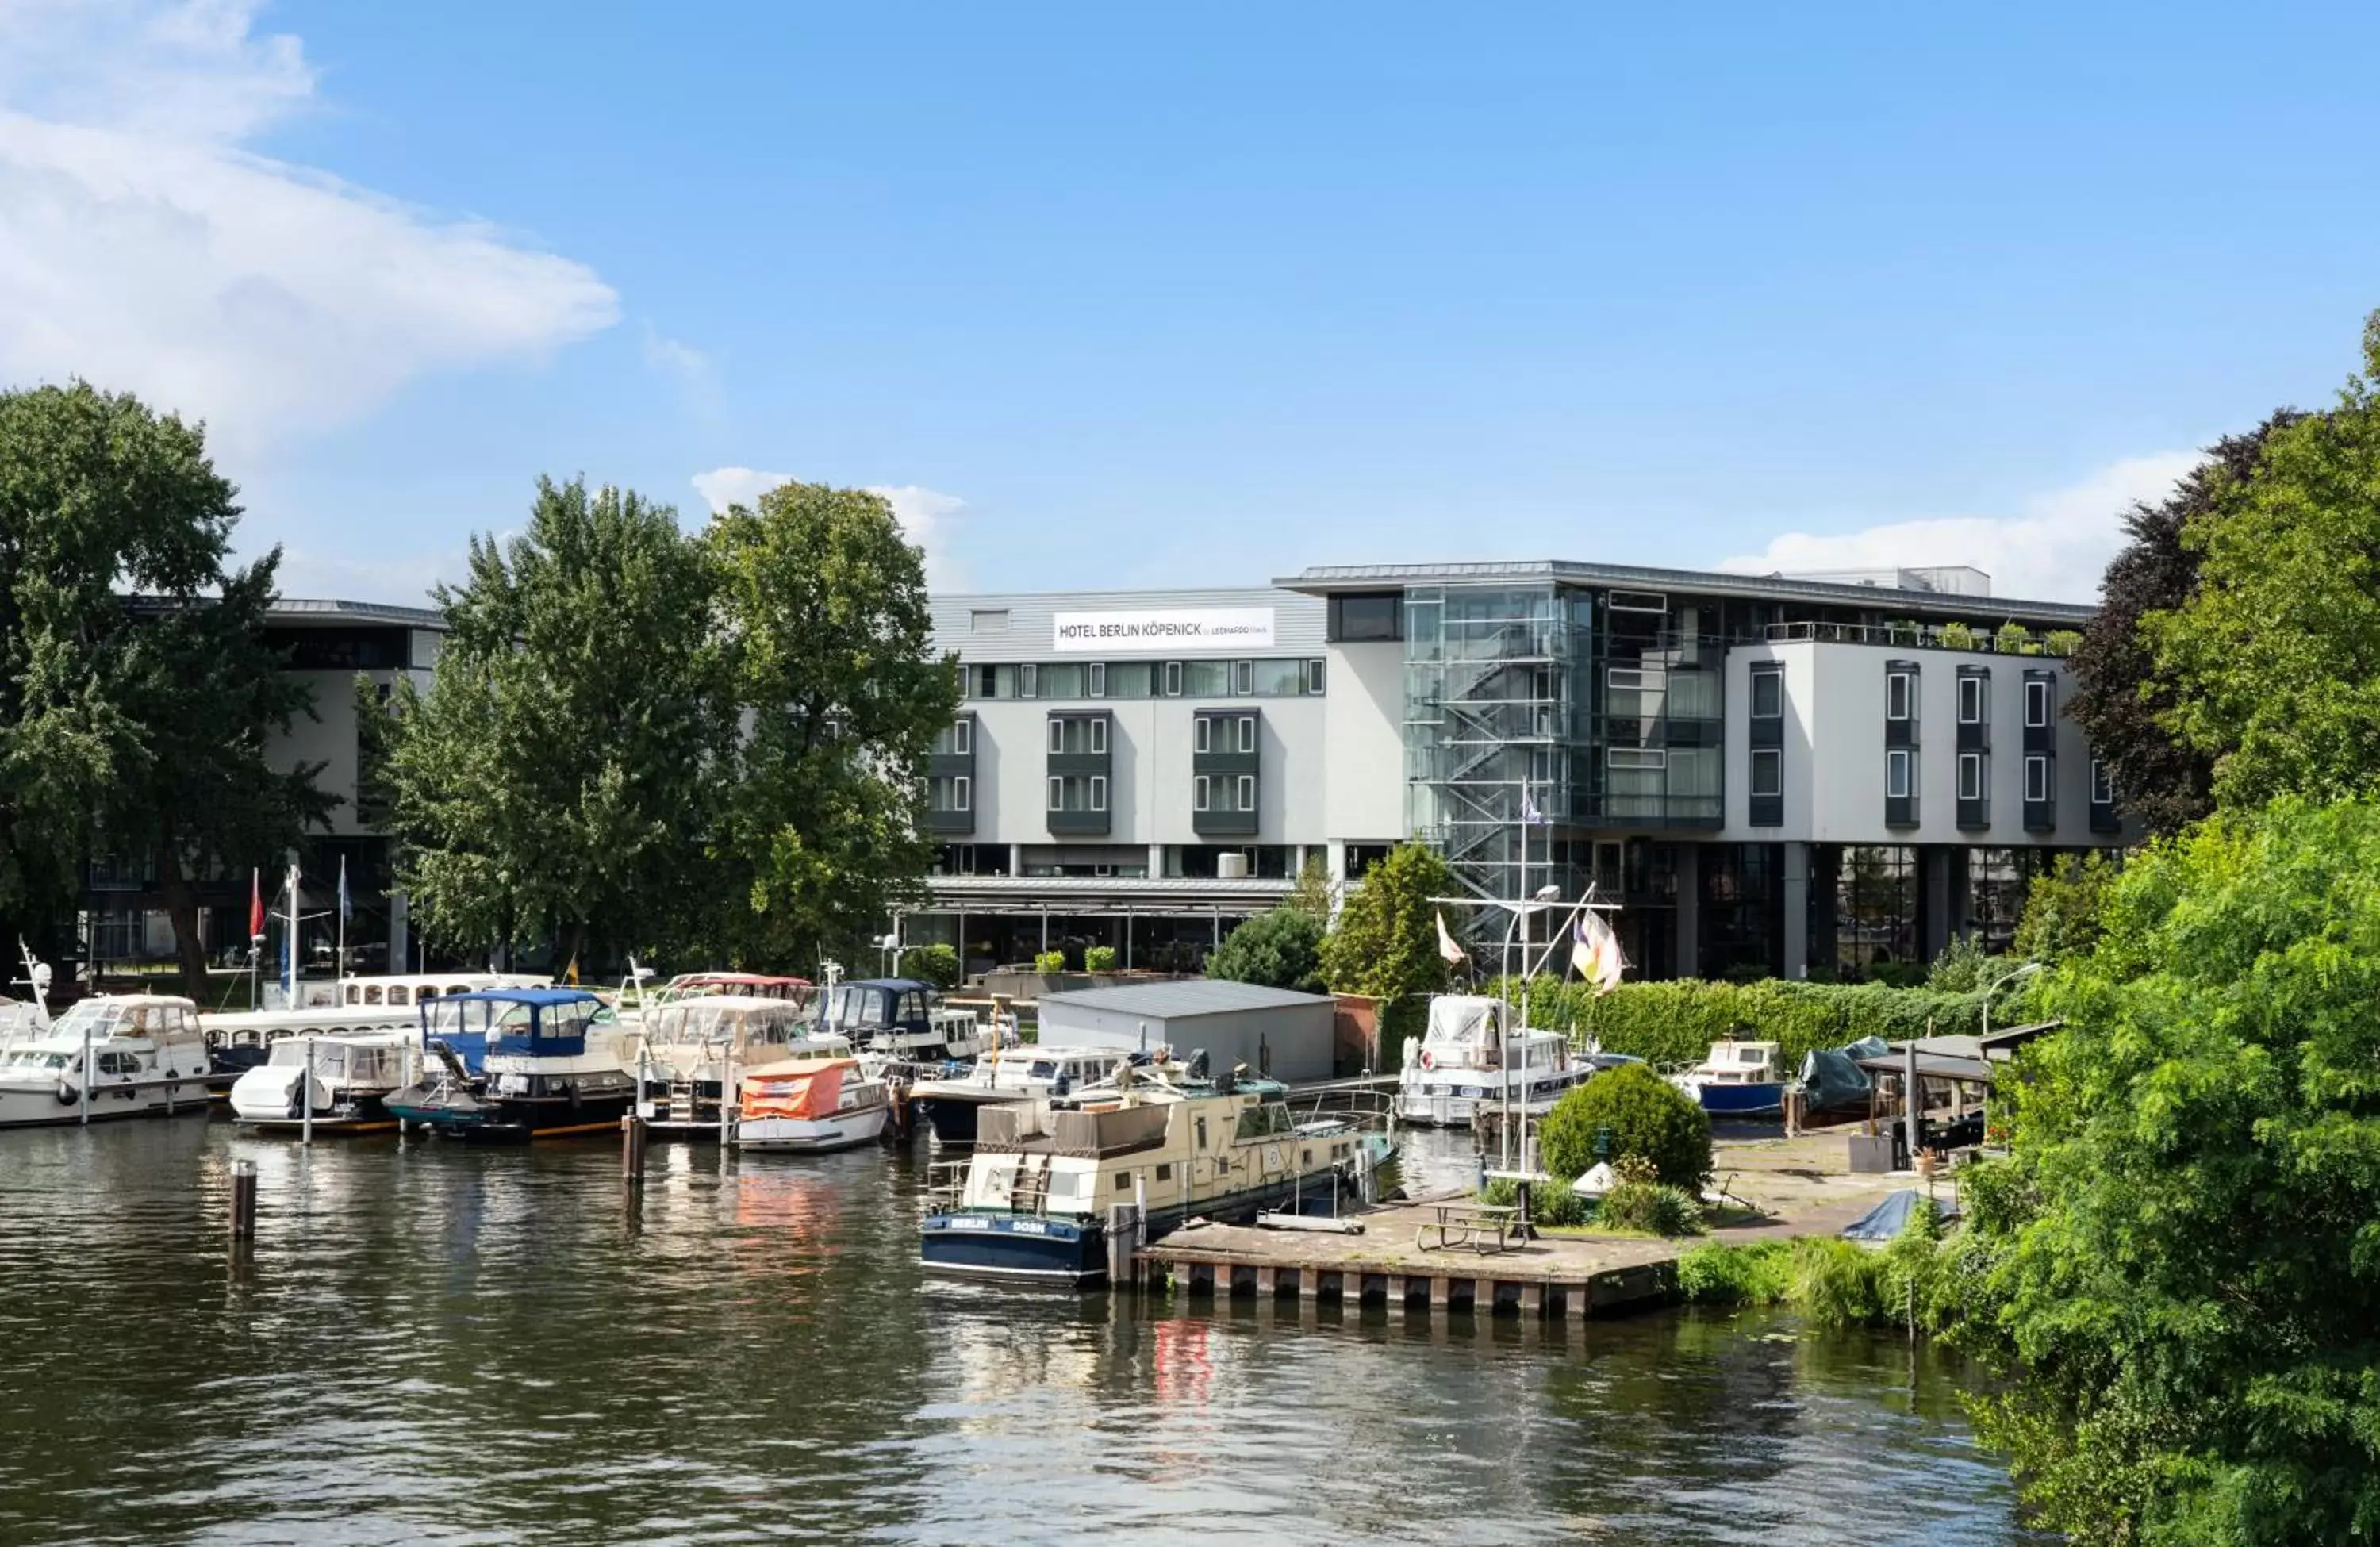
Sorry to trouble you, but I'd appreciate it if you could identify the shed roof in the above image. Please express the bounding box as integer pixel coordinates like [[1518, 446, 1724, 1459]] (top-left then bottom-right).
[[1038, 979, 1336, 1019]]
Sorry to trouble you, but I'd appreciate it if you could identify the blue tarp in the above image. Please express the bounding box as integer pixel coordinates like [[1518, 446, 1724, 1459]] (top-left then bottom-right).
[[1841, 1188, 1957, 1242]]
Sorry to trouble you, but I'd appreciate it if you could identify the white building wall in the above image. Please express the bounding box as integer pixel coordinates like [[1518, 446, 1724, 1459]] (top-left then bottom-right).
[[1322, 640, 1407, 843]]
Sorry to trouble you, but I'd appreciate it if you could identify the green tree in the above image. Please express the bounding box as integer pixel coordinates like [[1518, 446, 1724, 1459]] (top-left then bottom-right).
[[1317, 841, 1454, 1001], [704, 481, 958, 969], [0, 382, 330, 996], [375, 477, 723, 967], [2009, 850, 2118, 965], [1953, 799, 2380, 1544], [1539, 1062, 1711, 1188], [2148, 314, 2380, 811], [1285, 852, 1334, 921], [1206, 905, 1326, 994]]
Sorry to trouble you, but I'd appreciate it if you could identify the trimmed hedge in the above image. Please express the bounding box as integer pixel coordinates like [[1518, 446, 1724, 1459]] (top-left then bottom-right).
[[1497, 975, 2003, 1070]]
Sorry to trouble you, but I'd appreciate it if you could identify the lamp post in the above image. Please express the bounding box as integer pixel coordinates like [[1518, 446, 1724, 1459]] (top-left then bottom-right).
[[1979, 960, 2043, 1039]]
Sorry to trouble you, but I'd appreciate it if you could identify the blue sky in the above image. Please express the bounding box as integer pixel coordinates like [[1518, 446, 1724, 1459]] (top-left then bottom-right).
[[5, 2, 2378, 602]]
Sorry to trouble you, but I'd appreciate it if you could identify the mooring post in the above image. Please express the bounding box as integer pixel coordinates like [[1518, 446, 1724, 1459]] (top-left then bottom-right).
[[621, 1111, 646, 1182], [78, 1015, 92, 1127], [230, 1159, 258, 1241], [301, 1036, 317, 1146]]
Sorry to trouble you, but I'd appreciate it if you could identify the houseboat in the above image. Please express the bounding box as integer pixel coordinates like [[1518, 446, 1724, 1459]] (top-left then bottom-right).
[[920, 1073, 1389, 1287], [734, 1055, 892, 1153], [1670, 1040, 1787, 1116], [228, 1031, 416, 1134], [386, 988, 633, 1142], [907, 1045, 1130, 1149], [0, 994, 211, 1127], [1397, 994, 1590, 1127], [815, 977, 985, 1071], [633, 995, 843, 1135]]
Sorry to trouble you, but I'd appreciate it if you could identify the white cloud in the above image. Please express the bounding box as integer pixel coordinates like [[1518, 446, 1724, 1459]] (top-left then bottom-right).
[[640, 322, 716, 405], [691, 467, 971, 588], [0, 0, 618, 453], [1718, 451, 2204, 604]]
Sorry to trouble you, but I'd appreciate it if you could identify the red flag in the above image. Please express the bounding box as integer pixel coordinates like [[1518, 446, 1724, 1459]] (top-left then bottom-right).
[[248, 869, 264, 939]]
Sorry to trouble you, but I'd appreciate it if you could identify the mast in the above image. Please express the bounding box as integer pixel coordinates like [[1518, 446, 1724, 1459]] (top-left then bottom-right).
[[283, 858, 301, 1007]]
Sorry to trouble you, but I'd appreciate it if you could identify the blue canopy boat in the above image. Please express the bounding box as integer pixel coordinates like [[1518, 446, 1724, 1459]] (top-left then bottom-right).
[[386, 988, 633, 1143]]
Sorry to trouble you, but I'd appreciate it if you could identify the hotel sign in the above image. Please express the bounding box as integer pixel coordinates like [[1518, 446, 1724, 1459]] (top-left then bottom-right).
[[1051, 607, 1276, 654]]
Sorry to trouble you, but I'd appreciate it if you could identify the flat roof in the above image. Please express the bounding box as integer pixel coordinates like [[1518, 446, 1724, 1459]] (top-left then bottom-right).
[[1039, 979, 1335, 1018], [1273, 559, 2094, 624], [267, 597, 447, 629]]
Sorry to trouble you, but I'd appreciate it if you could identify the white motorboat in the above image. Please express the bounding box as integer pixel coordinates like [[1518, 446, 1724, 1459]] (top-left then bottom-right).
[[0, 995, 210, 1128], [814, 977, 985, 1072], [632, 995, 841, 1135], [1397, 994, 1590, 1127], [907, 1045, 1137, 1149], [1669, 1040, 1787, 1117], [228, 1031, 416, 1134], [735, 1055, 892, 1153]]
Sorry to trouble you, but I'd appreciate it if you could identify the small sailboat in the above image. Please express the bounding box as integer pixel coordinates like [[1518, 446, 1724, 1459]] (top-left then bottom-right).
[[734, 1055, 892, 1153]]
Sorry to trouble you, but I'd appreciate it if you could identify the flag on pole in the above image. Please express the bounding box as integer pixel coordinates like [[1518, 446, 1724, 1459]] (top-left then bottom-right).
[[336, 856, 351, 922], [1520, 786, 1549, 826], [1572, 908, 1626, 996], [564, 954, 580, 987], [248, 869, 264, 939], [1434, 910, 1467, 967]]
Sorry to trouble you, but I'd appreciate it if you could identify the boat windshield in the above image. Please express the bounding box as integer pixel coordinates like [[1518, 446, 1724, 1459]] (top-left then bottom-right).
[[52, 1001, 129, 1040], [648, 1001, 803, 1047], [819, 985, 892, 1030], [267, 1040, 355, 1074], [1, 1048, 75, 1069]]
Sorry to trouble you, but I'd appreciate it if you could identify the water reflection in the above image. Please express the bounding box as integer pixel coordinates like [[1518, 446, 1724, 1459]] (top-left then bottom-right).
[[0, 1121, 2042, 1545]]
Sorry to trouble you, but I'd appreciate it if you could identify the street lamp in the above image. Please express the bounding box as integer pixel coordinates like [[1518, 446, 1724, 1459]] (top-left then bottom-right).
[[1980, 960, 2042, 1038]]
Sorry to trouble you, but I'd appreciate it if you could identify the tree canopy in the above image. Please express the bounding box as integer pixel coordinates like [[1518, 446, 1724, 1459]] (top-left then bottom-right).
[[1317, 842, 1455, 1001], [0, 382, 328, 995], [374, 477, 724, 967], [1954, 798, 2380, 1544], [2145, 314, 2380, 812], [1206, 904, 1326, 995], [2066, 416, 2297, 836]]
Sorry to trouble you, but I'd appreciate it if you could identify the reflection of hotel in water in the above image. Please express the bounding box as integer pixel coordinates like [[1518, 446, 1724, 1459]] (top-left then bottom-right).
[[910, 562, 2135, 984]]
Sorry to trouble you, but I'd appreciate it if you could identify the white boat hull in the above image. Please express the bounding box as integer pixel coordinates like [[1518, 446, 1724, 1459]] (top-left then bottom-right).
[[0, 1079, 207, 1127], [736, 1105, 890, 1153]]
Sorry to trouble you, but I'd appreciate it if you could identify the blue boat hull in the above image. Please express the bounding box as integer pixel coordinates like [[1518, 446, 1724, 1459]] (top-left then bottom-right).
[[921, 1176, 1330, 1288], [1697, 1081, 1786, 1116]]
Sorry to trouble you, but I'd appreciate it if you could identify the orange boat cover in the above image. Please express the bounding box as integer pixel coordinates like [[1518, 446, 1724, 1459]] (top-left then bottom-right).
[[739, 1059, 850, 1121]]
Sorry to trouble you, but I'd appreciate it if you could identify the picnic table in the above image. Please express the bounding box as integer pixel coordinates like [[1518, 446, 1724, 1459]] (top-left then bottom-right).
[[1415, 1202, 1520, 1254]]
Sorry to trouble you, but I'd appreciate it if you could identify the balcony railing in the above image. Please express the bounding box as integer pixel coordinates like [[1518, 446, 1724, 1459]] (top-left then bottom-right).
[[1765, 620, 2079, 657]]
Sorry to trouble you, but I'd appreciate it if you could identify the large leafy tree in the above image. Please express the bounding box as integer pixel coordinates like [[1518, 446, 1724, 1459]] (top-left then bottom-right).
[[2146, 313, 2380, 812], [702, 481, 957, 969], [375, 478, 724, 967], [1954, 799, 2380, 1544], [0, 382, 328, 996], [1317, 842, 1455, 1001], [2065, 413, 2299, 835], [1206, 905, 1326, 994]]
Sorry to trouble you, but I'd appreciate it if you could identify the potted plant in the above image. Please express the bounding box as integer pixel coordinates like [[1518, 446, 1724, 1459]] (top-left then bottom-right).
[[1938, 620, 1979, 651]]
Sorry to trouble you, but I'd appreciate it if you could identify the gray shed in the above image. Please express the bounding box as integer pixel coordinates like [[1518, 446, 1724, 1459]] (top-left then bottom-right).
[[1035, 980, 1338, 1084]]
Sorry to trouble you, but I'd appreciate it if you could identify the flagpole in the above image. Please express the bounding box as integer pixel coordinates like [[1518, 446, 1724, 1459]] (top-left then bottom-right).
[[284, 859, 299, 1008], [336, 855, 347, 988]]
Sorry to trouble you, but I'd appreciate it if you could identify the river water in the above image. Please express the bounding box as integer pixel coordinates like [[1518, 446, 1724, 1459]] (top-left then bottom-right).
[[0, 1117, 2044, 1545]]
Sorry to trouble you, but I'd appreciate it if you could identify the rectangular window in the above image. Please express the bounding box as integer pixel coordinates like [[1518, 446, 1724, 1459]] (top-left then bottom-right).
[[1238, 715, 1256, 753], [1047, 776, 1063, 812], [1887, 671, 1914, 721], [1888, 749, 1912, 799], [1089, 717, 1106, 754], [953, 775, 970, 812], [954, 719, 971, 756], [1088, 662, 1106, 697], [1164, 661, 1182, 696], [1048, 718, 1064, 754], [1193, 717, 1211, 754], [1090, 776, 1107, 812], [1305, 658, 1327, 695], [969, 609, 1009, 635], [2025, 755, 2049, 802], [1959, 752, 1982, 800], [1193, 774, 1210, 812], [1608, 747, 1667, 770], [1609, 590, 1668, 614], [1019, 662, 1038, 699], [1959, 674, 1985, 725], [1040, 662, 1085, 699], [1233, 659, 1254, 695], [1750, 748, 1782, 797], [2025, 678, 2052, 727], [1105, 662, 1152, 697], [1328, 593, 1401, 642], [1181, 660, 1230, 696], [1250, 658, 1302, 696], [1237, 774, 1255, 810], [1750, 668, 1783, 719], [1155, 1164, 1173, 1182], [2091, 759, 2114, 804]]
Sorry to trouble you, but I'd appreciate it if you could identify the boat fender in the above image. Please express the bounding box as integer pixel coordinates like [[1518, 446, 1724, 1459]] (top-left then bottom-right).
[[1419, 1049, 1435, 1070], [55, 1080, 77, 1107]]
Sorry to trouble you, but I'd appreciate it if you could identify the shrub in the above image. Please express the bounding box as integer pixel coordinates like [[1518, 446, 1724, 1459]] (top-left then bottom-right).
[[1597, 1180, 1702, 1235], [1937, 620, 1979, 651], [1539, 1062, 1712, 1188], [1033, 950, 1066, 975], [1994, 620, 2032, 654], [1788, 1238, 1889, 1330], [1676, 1239, 1797, 1303], [1925, 933, 2000, 993], [1506, 974, 1998, 1078], [908, 942, 961, 989], [1207, 906, 1326, 993], [2043, 628, 2082, 656], [1083, 945, 1118, 973], [1481, 1174, 1589, 1228]]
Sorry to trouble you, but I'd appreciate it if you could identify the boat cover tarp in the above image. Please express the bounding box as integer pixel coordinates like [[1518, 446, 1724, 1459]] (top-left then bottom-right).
[[1841, 1187, 1958, 1242], [1798, 1035, 1890, 1113], [739, 1059, 849, 1121]]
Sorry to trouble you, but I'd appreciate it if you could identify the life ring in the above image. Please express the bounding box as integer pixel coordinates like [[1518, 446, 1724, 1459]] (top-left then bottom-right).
[[1419, 1049, 1436, 1070]]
